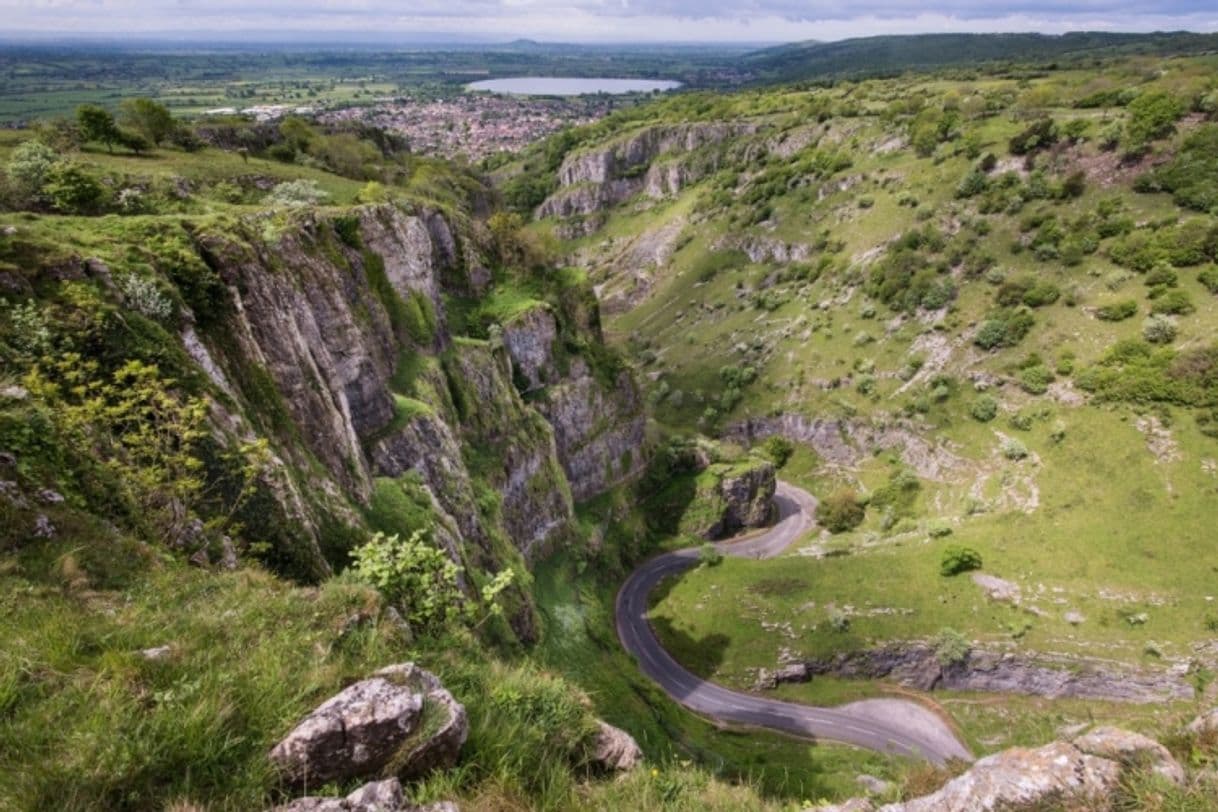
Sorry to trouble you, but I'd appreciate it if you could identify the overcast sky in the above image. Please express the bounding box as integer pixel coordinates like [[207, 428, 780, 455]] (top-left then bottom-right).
[[2, 0, 1217, 43]]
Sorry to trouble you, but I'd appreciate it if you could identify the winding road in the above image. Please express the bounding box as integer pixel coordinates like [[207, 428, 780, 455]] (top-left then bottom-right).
[[615, 480, 973, 764]]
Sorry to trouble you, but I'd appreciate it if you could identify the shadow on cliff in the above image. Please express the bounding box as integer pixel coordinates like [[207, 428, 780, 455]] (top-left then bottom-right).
[[640, 472, 699, 536]]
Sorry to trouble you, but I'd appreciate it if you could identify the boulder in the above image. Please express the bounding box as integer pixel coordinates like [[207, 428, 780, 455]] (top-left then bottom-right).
[[1073, 725, 1185, 785], [591, 720, 643, 771], [269, 663, 466, 787], [269, 676, 423, 786], [971, 573, 1020, 604], [373, 663, 469, 779], [1188, 707, 1218, 735], [877, 741, 1121, 811]]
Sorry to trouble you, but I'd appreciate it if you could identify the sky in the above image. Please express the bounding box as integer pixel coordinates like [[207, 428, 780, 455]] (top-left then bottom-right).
[[2, 0, 1217, 44]]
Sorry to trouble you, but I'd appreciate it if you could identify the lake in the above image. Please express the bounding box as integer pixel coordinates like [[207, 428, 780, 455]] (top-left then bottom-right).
[[466, 77, 681, 96]]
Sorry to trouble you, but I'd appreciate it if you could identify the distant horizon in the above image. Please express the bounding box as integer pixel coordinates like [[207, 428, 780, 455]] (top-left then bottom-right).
[[1, 0, 1216, 47], [0, 26, 1215, 50]]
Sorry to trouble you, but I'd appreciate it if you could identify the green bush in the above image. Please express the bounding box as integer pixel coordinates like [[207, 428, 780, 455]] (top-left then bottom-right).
[[758, 435, 795, 468], [940, 545, 983, 576], [1096, 299, 1138, 321], [1001, 437, 1029, 460], [974, 309, 1035, 350], [934, 627, 971, 665], [1151, 289, 1194, 316], [1018, 365, 1054, 395], [1149, 124, 1218, 212], [698, 543, 724, 567], [1199, 266, 1218, 294], [816, 489, 866, 534], [970, 395, 999, 422], [1143, 314, 1178, 345]]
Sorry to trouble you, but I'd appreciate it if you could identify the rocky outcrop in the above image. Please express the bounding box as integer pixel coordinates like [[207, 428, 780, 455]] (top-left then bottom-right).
[[275, 778, 456, 812], [817, 723, 1194, 811], [1072, 726, 1184, 785], [184, 202, 645, 578], [537, 122, 756, 219], [883, 741, 1121, 812], [269, 663, 466, 788], [535, 370, 647, 503], [804, 643, 1193, 703], [502, 304, 560, 391], [590, 720, 643, 771], [675, 457, 777, 540]]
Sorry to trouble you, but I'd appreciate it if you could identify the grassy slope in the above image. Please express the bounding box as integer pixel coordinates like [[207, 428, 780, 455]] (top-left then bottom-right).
[[530, 53, 1218, 758]]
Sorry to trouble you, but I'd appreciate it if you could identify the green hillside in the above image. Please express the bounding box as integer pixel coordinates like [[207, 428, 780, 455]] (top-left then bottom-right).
[[520, 49, 1218, 763]]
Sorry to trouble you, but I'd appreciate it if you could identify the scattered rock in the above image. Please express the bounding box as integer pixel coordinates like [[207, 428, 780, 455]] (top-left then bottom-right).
[[36, 489, 64, 505], [812, 799, 875, 812], [1064, 611, 1085, 626], [856, 774, 894, 796], [1187, 707, 1218, 735], [0, 385, 28, 401], [591, 720, 643, 771], [755, 663, 811, 690], [971, 572, 1020, 604], [273, 777, 456, 812], [33, 514, 55, 539], [1073, 725, 1185, 785], [189, 548, 210, 568], [220, 537, 239, 571], [140, 645, 174, 661]]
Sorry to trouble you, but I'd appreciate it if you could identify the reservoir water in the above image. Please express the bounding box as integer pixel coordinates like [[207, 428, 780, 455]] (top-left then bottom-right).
[[466, 77, 681, 96]]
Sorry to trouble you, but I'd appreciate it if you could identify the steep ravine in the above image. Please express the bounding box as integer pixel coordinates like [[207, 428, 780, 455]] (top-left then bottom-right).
[[170, 203, 647, 607]]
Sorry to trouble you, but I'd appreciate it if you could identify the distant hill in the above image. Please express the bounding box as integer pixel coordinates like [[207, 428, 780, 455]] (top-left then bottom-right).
[[743, 31, 1218, 81]]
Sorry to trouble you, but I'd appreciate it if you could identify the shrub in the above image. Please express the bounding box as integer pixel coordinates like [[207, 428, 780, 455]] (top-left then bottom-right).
[[117, 273, 173, 322], [1150, 124, 1218, 212], [1018, 365, 1054, 395], [5, 140, 56, 201], [698, 543, 724, 567], [827, 608, 851, 632], [1001, 437, 1029, 460], [1009, 118, 1058, 156], [350, 529, 464, 633], [1200, 266, 1218, 294], [940, 545, 982, 576], [816, 489, 866, 534], [1021, 282, 1060, 308], [758, 435, 794, 468], [43, 162, 104, 214], [934, 628, 971, 665], [1096, 299, 1138, 321], [974, 309, 1035, 350], [970, 395, 999, 422], [266, 179, 329, 207], [1123, 91, 1185, 154], [1151, 290, 1194, 316], [1143, 314, 1178, 345]]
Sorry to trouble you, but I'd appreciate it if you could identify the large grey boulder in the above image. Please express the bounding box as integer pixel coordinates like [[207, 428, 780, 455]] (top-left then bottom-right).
[[269, 663, 466, 787], [270, 677, 423, 786], [374, 663, 469, 779], [1188, 707, 1218, 735], [1073, 725, 1185, 785], [590, 720, 643, 771]]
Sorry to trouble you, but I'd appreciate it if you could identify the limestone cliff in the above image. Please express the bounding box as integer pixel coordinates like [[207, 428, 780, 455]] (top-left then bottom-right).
[[535, 123, 756, 219], [174, 202, 648, 585]]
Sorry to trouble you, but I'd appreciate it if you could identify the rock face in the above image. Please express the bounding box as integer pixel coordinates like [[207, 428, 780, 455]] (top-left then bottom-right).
[[536, 123, 756, 219], [591, 720, 643, 771], [806, 643, 1193, 703], [182, 203, 647, 579], [269, 663, 466, 788]]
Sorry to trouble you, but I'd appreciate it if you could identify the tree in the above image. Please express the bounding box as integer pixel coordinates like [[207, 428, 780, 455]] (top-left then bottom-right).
[[1124, 91, 1185, 156], [119, 98, 176, 146], [816, 489, 866, 533], [75, 104, 120, 152], [5, 140, 57, 202]]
